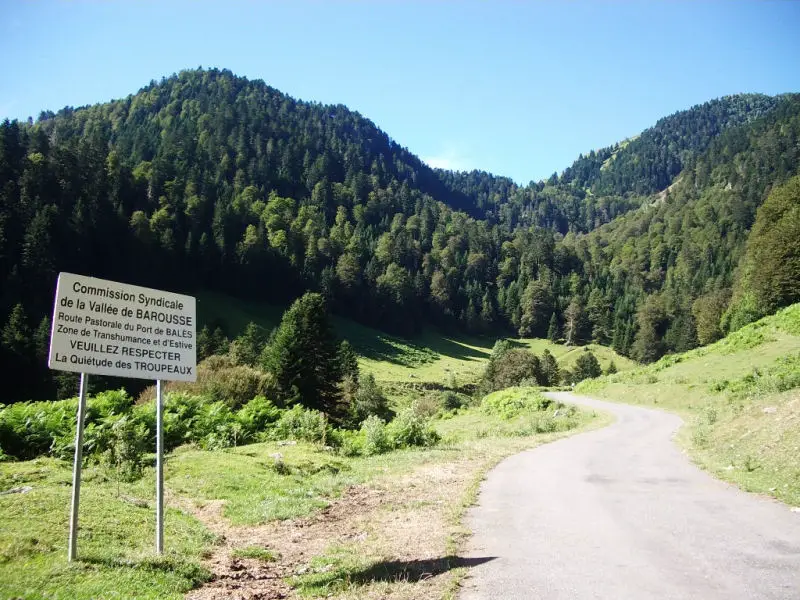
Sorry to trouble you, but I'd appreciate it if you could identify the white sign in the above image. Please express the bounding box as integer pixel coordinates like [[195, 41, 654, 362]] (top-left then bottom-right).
[[48, 273, 197, 381]]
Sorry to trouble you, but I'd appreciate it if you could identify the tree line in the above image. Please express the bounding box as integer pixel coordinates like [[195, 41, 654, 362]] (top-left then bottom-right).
[[1, 68, 798, 403]]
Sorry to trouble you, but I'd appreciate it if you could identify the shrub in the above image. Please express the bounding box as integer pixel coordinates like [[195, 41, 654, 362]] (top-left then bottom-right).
[[237, 396, 281, 438], [385, 406, 440, 449], [573, 351, 602, 383], [484, 348, 543, 391], [481, 388, 551, 419], [440, 391, 465, 411], [330, 428, 364, 457], [101, 414, 149, 482], [350, 373, 393, 424], [361, 415, 390, 456], [271, 405, 327, 443], [0, 389, 134, 460], [167, 358, 273, 409]]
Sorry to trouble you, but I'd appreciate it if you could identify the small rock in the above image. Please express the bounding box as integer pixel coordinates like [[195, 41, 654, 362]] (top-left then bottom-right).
[[296, 566, 309, 575], [724, 465, 735, 471], [277, 440, 297, 446], [269, 453, 284, 460], [762, 406, 777, 414], [769, 487, 776, 492], [790, 507, 800, 513], [120, 494, 149, 508], [0, 486, 33, 495]]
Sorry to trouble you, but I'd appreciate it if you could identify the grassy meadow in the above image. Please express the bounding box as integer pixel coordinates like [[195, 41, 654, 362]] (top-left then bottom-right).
[[578, 303, 800, 506]]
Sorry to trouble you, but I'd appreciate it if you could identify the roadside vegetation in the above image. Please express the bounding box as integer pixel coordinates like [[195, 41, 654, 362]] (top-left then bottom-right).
[[0, 291, 623, 600], [578, 302, 800, 506]]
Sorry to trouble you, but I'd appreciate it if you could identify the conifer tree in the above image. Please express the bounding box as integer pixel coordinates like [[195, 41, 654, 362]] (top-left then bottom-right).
[[547, 312, 560, 343], [263, 293, 343, 415]]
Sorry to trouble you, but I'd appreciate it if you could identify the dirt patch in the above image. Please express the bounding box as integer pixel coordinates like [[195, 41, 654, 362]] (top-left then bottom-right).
[[181, 454, 483, 600]]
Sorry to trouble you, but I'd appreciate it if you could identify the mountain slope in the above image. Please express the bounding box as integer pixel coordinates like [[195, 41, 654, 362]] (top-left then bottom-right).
[[0, 68, 799, 404]]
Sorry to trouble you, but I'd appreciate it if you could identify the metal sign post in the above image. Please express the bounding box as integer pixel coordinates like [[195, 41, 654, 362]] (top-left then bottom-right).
[[48, 272, 196, 562], [67, 373, 89, 562], [155, 380, 164, 554]]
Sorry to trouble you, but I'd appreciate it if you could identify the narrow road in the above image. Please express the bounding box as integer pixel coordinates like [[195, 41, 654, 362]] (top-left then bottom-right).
[[460, 392, 800, 600]]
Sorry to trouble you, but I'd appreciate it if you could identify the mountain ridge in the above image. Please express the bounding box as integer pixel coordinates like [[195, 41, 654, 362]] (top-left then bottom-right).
[[1, 67, 798, 403]]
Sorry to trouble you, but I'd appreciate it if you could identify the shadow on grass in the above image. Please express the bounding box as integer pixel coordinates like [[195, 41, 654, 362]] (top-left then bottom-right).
[[78, 553, 211, 583], [306, 555, 496, 589]]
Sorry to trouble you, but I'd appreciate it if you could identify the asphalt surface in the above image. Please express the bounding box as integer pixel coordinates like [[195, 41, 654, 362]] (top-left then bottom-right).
[[460, 392, 800, 600]]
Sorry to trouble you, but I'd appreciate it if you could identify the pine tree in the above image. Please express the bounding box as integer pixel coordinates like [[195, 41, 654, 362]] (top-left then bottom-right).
[[547, 312, 560, 343], [338, 340, 359, 384], [263, 293, 343, 416], [2, 303, 32, 357], [540, 349, 560, 386], [33, 315, 51, 362]]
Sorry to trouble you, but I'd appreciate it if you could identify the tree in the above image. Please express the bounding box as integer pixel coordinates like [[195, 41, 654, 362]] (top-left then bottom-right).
[[573, 350, 602, 382], [263, 293, 343, 416], [2, 303, 31, 357], [230, 322, 269, 366], [563, 297, 587, 346], [338, 340, 359, 383], [692, 290, 729, 346], [605, 360, 618, 375], [519, 279, 552, 337], [726, 174, 800, 330], [547, 312, 560, 342], [540, 349, 560, 386], [632, 295, 667, 363]]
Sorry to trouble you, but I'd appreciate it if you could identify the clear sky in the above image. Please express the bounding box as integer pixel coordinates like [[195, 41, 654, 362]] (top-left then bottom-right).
[[1, 1, 799, 184]]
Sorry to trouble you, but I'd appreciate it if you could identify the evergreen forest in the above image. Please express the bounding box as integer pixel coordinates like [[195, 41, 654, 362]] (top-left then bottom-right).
[[2, 68, 799, 403]]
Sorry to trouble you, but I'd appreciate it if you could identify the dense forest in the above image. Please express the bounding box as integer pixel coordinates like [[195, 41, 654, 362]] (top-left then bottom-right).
[[1, 68, 799, 403]]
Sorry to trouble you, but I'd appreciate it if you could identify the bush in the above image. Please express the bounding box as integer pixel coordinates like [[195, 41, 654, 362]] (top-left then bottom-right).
[[484, 348, 543, 392], [0, 389, 134, 460], [330, 428, 364, 457], [361, 415, 390, 456], [270, 405, 328, 444], [440, 391, 465, 411], [385, 406, 440, 449], [237, 396, 281, 439], [481, 388, 551, 419], [101, 414, 149, 482], [350, 373, 393, 424]]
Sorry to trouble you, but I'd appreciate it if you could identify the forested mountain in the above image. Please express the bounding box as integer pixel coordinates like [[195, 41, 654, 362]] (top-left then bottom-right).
[[1, 68, 798, 403]]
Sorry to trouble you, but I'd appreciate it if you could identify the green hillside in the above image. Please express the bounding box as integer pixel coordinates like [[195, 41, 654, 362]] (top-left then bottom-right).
[[197, 290, 635, 395], [2, 68, 799, 404], [578, 303, 800, 505]]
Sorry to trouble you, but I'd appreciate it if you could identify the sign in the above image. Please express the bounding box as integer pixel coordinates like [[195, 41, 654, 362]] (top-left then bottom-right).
[[49, 273, 197, 382]]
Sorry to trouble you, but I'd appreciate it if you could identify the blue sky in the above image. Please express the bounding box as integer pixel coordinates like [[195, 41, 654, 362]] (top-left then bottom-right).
[[1, 1, 799, 184]]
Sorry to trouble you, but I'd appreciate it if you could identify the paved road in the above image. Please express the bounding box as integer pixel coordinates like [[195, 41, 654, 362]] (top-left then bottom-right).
[[460, 392, 800, 600]]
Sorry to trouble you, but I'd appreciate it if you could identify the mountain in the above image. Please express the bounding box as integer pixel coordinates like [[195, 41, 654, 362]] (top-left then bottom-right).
[[1, 68, 798, 403]]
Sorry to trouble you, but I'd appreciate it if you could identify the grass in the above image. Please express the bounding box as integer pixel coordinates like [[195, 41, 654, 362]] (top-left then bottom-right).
[[1, 288, 632, 599], [578, 303, 800, 506], [289, 402, 607, 599], [0, 458, 214, 600], [231, 545, 278, 562], [197, 291, 635, 387], [0, 394, 603, 599]]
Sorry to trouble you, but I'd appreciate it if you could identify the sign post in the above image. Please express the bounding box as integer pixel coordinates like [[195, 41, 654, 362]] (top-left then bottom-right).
[[156, 379, 164, 554], [67, 373, 88, 562], [48, 273, 196, 560]]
